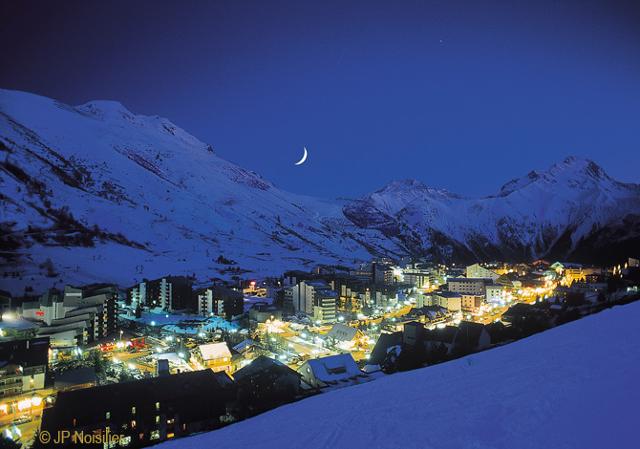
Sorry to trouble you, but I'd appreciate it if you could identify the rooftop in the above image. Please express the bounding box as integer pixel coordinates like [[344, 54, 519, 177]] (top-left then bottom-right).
[[198, 342, 232, 360]]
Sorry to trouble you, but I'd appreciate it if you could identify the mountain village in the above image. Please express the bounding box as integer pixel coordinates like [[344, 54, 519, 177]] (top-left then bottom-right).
[[1, 256, 639, 447]]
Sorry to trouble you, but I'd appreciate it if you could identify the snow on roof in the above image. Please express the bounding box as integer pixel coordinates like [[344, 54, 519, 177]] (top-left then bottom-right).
[[0, 318, 38, 330], [326, 323, 358, 342], [303, 353, 362, 383], [198, 342, 231, 360]]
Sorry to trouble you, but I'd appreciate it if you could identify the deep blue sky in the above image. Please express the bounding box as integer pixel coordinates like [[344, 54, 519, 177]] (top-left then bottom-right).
[[1, 0, 639, 198]]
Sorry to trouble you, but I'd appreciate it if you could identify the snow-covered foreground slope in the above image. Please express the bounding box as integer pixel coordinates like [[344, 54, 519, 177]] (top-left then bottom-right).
[[162, 303, 640, 449]]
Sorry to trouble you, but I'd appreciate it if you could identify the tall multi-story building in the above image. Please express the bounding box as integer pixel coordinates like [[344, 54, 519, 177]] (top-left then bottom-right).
[[128, 276, 193, 312], [21, 286, 118, 346], [372, 261, 395, 285], [283, 287, 295, 315], [402, 268, 431, 289], [82, 284, 120, 339], [313, 291, 337, 324], [129, 281, 147, 310], [196, 286, 243, 320]]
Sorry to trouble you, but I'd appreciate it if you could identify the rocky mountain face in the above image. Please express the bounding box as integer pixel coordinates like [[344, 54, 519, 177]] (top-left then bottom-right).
[[344, 157, 640, 264], [1, 89, 638, 293]]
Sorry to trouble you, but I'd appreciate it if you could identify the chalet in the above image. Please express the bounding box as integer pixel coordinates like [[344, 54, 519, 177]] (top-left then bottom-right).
[[325, 323, 362, 349], [233, 356, 301, 413], [298, 354, 366, 389], [405, 305, 448, 324], [192, 342, 232, 373], [453, 321, 491, 353], [502, 303, 549, 326], [403, 321, 425, 347], [423, 326, 458, 355], [369, 332, 403, 366]]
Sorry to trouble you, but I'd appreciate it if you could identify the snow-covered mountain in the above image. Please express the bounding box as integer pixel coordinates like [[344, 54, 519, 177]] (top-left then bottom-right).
[[1, 89, 638, 293], [160, 302, 640, 449], [345, 157, 640, 263], [0, 89, 398, 293]]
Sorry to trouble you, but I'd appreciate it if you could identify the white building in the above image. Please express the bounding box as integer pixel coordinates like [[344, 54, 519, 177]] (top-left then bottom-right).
[[129, 282, 146, 310], [485, 284, 505, 304], [292, 281, 336, 316], [433, 291, 462, 313], [447, 278, 490, 296], [466, 264, 500, 281], [297, 353, 366, 389], [313, 293, 337, 324]]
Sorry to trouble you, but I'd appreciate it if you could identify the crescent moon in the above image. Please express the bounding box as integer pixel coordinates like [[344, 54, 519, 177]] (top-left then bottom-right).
[[294, 147, 308, 166]]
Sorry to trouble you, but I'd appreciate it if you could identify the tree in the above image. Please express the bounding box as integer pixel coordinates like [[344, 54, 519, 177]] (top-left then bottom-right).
[[90, 350, 106, 374]]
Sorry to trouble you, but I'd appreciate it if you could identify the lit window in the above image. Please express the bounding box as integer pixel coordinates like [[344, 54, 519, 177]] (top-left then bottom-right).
[[131, 406, 136, 414], [155, 402, 160, 410], [106, 411, 111, 419], [131, 420, 136, 429]]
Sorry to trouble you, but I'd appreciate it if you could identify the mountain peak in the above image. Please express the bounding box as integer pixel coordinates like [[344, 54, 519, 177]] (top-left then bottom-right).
[[552, 155, 607, 179], [375, 179, 459, 201], [498, 156, 611, 196], [77, 99, 134, 118]]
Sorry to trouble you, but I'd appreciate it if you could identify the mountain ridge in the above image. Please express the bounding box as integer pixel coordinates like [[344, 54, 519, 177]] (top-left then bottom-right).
[[1, 88, 638, 293]]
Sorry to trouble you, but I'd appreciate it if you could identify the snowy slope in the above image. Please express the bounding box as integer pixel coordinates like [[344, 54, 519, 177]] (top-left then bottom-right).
[[344, 157, 640, 262], [1, 88, 639, 293], [0, 89, 398, 292], [161, 302, 640, 449]]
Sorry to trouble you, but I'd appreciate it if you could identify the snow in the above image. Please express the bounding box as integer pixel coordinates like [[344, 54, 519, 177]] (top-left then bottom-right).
[[197, 342, 231, 360], [0, 88, 397, 293], [2, 89, 639, 292], [345, 156, 640, 260], [120, 310, 239, 334], [303, 353, 363, 383], [160, 302, 640, 449], [243, 295, 274, 312], [326, 323, 358, 342]]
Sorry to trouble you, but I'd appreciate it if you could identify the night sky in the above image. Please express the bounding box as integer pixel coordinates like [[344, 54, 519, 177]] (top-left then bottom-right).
[[1, 0, 639, 198]]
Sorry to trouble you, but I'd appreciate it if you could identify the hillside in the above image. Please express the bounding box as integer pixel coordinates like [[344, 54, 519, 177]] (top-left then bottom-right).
[[0, 89, 398, 292], [161, 302, 640, 449], [1, 88, 639, 293], [344, 157, 640, 263]]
